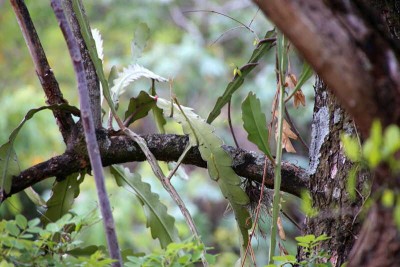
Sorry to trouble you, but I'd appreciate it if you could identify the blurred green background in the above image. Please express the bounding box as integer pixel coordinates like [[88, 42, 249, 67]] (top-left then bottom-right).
[[0, 0, 314, 265]]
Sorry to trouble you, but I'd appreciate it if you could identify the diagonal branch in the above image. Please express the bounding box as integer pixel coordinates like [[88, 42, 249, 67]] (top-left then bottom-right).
[[51, 0, 121, 265], [3, 133, 308, 202], [63, 0, 102, 127], [10, 0, 75, 143]]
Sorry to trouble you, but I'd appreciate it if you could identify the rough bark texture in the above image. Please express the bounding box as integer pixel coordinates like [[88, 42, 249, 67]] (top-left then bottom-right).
[[304, 79, 370, 265], [2, 132, 308, 202], [10, 0, 75, 143], [63, 0, 102, 127], [7, 1, 400, 266], [253, 0, 400, 266], [254, 0, 400, 136]]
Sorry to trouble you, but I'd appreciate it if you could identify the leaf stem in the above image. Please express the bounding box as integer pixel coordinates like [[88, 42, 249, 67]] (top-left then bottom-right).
[[268, 31, 287, 264]]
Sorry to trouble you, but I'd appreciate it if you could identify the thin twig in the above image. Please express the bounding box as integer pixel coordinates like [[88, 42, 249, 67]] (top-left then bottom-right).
[[284, 106, 309, 151], [241, 156, 269, 267], [50, 1, 122, 266], [184, 9, 259, 41], [228, 100, 240, 148], [123, 129, 209, 267], [166, 144, 192, 180], [210, 25, 246, 46], [10, 0, 75, 143], [248, 8, 260, 28], [269, 31, 287, 264]]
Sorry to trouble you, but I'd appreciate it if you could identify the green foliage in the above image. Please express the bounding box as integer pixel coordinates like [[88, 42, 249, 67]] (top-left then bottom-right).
[[300, 191, 318, 217], [382, 189, 395, 207], [207, 29, 276, 123], [242, 91, 273, 160], [341, 134, 361, 162], [265, 234, 332, 267], [42, 172, 85, 225], [394, 197, 400, 229], [0, 213, 111, 266], [125, 238, 216, 267], [268, 29, 288, 264], [342, 121, 400, 171], [156, 97, 251, 251], [110, 165, 179, 248], [346, 166, 359, 200], [0, 104, 79, 194], [124, 91, 157, 126], [1, 1, 317, 265]]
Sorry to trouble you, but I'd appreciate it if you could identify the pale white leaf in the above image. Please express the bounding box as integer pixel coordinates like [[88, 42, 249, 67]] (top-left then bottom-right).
[[91, 28, 103, 61], [111, 64, 167, 104]]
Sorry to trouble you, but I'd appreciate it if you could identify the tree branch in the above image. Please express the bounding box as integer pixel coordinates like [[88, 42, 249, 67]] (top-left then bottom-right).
[[10, 0, 75, 143], [51, 0, 121, 265], [253, 0, 400, 136], [63, 0, 102, 127], [3, 133, 308, 202]]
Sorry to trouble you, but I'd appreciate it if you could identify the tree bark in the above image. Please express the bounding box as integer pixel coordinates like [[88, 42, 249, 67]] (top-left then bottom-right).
[[253, 0, 400, 266], [2, 133, 308, 202], [304, 78, 370, 266]]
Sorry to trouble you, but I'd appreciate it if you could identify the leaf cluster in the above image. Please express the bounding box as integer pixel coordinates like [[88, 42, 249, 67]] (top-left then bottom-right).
[[125, 238, 217, 267], [0, 213, 113, 266], [265, 234, 333, 267]]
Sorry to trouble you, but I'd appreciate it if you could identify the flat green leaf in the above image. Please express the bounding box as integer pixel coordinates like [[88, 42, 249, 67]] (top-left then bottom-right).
[[0, 145, 19, 194], [124, 91, 157, 126], [383, 125, 400, 158], [295, 234, 315, 244], [0, 104, 80, 193], [313, 234, 331, 243], [341, 134, 361, 162], [15, 214, 28, 230], [300, 191, 318, 217], [242, 92, 273, 159], [346, 167, 358, 200], [42, 173, 84, 225], [6, 221, 20, 236], [394, 196, 400, 229], [24, 187, 47, 207], [382, 189, 395, 207], [131, 22, 150, 62], [273, 255, 296, 262], [150, 84, 167, 133], [277, 30, 288, 79], [295, 63, 313, 89], [156, 98, 251, 250], [362, 140, 381, 168], [67, 245, 105, 257], [207, 29, 276, 123], [110, 165, 179, 248]]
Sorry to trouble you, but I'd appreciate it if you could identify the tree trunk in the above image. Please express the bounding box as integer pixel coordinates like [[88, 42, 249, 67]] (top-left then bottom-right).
[[303, 78, 370, 266], [301, 1, 400, 266]]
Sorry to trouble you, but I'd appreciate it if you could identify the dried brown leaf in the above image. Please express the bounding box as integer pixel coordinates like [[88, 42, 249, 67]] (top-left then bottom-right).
[[277, 216, 286, 241], [285, 73, 297, 89], [294, 89, 306, 108], [276, 119, 298, 153]]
